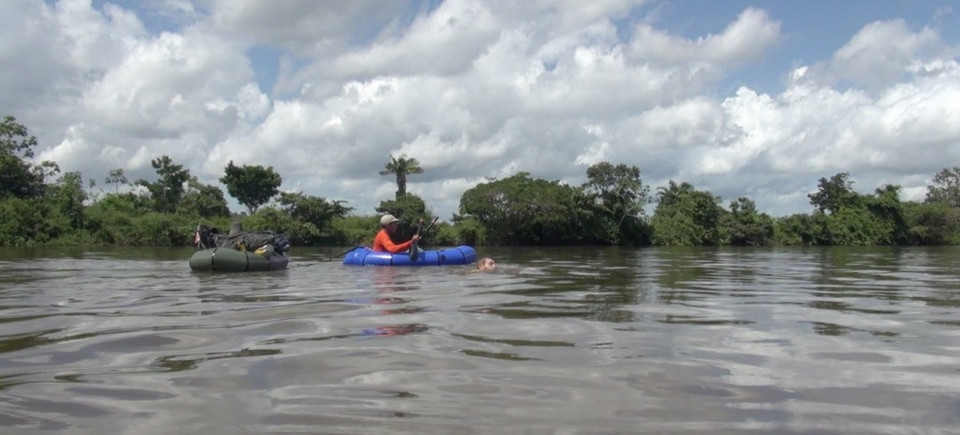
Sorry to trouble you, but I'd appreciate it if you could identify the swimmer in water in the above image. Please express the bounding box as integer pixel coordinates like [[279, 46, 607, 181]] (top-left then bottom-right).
[[477, 257, 496, 271]]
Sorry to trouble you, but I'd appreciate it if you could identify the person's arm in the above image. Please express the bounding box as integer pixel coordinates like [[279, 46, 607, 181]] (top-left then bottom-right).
[[373, 230, 415, 254]]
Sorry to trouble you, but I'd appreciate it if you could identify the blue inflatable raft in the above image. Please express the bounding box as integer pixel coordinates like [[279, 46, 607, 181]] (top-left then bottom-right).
[[342, 245, 476, 266]]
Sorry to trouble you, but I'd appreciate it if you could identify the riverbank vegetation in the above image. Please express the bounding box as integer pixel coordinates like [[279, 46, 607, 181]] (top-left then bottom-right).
[[2, 115, 958, 247]]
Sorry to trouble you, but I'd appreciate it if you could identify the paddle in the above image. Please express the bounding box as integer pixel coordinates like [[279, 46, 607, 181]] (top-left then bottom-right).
[[409, 216, 438, 261], [409, 219, 424, 261]]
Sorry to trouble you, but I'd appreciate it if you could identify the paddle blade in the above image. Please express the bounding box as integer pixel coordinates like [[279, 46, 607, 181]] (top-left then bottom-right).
[[409, 243, 420, 261]]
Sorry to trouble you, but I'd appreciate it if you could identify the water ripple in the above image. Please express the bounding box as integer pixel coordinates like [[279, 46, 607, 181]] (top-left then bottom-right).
[[0, 246, 957, 433]]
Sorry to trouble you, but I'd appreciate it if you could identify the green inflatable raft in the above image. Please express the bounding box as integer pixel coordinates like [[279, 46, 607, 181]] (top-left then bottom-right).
[[189, 247, 289, 272], [189, 223, 290, 272]]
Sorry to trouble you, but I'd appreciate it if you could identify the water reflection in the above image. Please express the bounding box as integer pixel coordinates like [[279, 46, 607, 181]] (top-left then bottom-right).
[[351, 267, 431, 338], [361, 323, 429, 337], [0, 246, 958, 433], [156, 348, 282, 372]]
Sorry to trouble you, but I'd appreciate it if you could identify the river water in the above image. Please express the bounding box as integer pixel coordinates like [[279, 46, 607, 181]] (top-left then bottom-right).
[[0, 246, 957, 434]]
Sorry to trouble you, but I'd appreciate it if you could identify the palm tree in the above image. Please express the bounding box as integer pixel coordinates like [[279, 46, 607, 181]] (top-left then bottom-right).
[[379, 154, 424, 199]]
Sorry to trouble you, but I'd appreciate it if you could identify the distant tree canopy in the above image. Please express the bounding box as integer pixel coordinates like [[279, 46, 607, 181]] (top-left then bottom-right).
[[271, 192, 353, 245], [280, 192, 352, 224], [49, 171, 87, 231], [0, 115, 58, 199], [380, 154, 423, 199], [808, 172, 859, 214], [926, 167, 960, 207], [650, 181, 722, 246], [135, 156, 190, 214], [721, 197, 775, 246], [220, 161, 282, 214], [905, 201, 960, 245], [2, 115, 959, 247], [460, 172, 585, 245], [180, 177, 230, 218], [105, 168, 128, 194], [581, 162, 651, 244], [791, 175, 911, 246]]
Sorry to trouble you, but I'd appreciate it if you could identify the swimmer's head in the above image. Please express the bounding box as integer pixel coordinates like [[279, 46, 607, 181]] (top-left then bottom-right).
[[477, 257, 496, 271]]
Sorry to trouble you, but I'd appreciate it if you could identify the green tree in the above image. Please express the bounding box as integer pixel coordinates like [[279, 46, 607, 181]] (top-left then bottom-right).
[[581, 162, 651, 244], [379, 154, 424, 199], [179, 177, 230, 218], [0, 115, 55, 199], [807, 184, 908, 246], [863, 184, 908, 245], [809, 172, 860, 214], [925, 167, 960, 207], [90, 192, 153, 216], [280, 192, 352, 223], [720, 197, 775, 246], [816, 207, 881, 245], [0, 197, 52, 246], [48, 171, 87, 231], [82, 192, 157, 245], [650, 181, 722, 246], [105, 168, 128, 194], [775, 213, 817, 246], [87, 178, 99, 204], [905, 201, 960, 245], [438, 215, 485, 246], [220, 161, 282, 214], [460, 172, 585, 245], [277, 191, 353, 244], [135, 156, 190, 214]]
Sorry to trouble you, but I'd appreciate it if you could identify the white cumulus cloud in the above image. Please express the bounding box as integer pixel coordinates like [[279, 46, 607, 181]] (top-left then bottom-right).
[[2, 0, 957, 219]]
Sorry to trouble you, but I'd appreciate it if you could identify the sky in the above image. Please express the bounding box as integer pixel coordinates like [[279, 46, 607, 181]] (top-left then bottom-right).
[[3, 0, 959, 220]]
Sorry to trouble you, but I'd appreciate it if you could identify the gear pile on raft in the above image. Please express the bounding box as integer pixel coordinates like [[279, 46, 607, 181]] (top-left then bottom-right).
[[189, 222, 291, 272]]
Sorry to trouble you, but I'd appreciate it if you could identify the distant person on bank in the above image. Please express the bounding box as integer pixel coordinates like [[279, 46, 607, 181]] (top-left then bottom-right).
[[372, 214, 420, 254]]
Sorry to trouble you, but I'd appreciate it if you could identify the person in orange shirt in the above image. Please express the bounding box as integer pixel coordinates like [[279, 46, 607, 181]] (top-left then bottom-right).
[[372, 214, 420, 253]]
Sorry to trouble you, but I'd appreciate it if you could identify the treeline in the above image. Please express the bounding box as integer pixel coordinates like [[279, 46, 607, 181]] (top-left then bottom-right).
[[453, 168, 960, 246], [2, 115, 959, 247], [0, 116, 353, 247]]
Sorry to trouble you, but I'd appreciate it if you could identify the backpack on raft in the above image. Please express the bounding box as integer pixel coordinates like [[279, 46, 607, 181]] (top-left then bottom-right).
[[194, 224, 290, 256]]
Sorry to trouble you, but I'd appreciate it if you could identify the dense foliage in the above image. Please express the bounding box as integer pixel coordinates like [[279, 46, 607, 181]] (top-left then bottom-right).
[[649, 181, 723, 246], [1, 115, 958, 247], [135, 156, 190, 214], [1, 116, 58, 200], [580, 162, 651, 245], [220, 161, 282, 214], [720, 197, 775, 246], [460, 172, 586, 245], [926, 167, 960, 207]]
